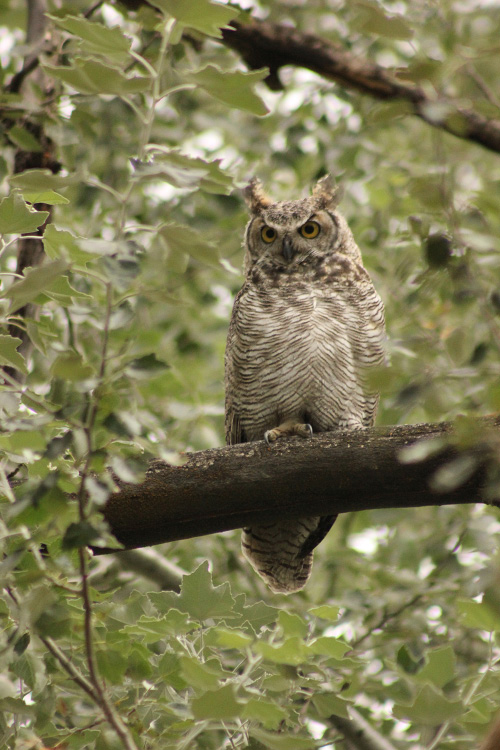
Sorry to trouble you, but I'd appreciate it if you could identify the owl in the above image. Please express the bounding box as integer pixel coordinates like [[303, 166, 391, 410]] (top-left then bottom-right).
[[225, 175, 386, 593]]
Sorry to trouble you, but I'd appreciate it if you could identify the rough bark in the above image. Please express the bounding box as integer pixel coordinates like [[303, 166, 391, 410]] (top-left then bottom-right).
[[100, 416, 500, 552]]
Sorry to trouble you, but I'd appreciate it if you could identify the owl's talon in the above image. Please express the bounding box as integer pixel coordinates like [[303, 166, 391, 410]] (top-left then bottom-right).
[[264, 429, 278, 444], [264, 422, 313, 443], [292, 423, 313, 438], [303, 423, 313, 438]]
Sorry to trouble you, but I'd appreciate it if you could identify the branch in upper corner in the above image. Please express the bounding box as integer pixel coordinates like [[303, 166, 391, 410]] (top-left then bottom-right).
[[98, 416, 500, 553], [221, 20, 500, 155]]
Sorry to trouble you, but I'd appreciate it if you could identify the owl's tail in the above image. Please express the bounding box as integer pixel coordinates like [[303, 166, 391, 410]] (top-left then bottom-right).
[[242, 515, 336, 593]]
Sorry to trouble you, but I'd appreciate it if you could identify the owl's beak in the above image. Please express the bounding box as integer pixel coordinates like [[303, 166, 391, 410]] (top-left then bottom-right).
[[282, 235, 295, 262]]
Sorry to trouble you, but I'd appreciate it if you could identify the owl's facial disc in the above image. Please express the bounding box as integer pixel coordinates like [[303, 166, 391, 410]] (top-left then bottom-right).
[[245, 208, 338, 272]]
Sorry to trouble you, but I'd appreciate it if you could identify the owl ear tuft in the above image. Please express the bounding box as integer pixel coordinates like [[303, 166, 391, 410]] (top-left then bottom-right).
[[243, 178, 273, 213], [312, 175, 342, 209]]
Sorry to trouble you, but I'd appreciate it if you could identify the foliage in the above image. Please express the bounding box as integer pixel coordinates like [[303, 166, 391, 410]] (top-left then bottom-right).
[[0, 0, 500, 748]]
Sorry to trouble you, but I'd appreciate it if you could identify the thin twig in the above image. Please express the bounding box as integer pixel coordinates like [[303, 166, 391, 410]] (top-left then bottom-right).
[[42, 636, 100, 703]]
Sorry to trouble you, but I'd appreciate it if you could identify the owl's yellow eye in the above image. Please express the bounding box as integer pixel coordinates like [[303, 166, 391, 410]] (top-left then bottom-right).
[[261, 226, 277, 243], [300, 221, 320, 239]]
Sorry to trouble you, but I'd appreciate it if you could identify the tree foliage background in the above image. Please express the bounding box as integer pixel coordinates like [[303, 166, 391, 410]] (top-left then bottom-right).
[[1, 0, 500, 748]]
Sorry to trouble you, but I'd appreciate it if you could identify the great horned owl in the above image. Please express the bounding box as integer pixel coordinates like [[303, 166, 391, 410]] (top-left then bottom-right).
[[225, 176, 386, 593]]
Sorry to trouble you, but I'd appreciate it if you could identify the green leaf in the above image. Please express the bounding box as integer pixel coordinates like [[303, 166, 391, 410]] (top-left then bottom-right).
[[186, 65, 269, 115], [23, 190, 69, 205], [0, 697, 35, 716], [127, 645, 154, 680], [43, 225, 99, 265], [312, 692, 351, 719], [159, 222, 220, 267], [149, 0, 238, 37], [66, 730, 100, 748], [232, 596, 280, 631], [0, 429, 46, 453], [409, 176, 447, 210], [278, 611, 309, 638], [149, 562, 236, 620], [309, 605, 340, 621], [191, 684, 243, 720], [0, 335, 27, 374], [354, 2, 413, 40], [463, 696, 495, 725], [393, 684, 463, 726], [43, 60, 149, 96], [13, 633, 30, 656], [308, 636, 350, 659], [397, 644, 423, 674], [399, 437, 446, 464], [5, 258, 69, 312], [457, 599, 500, 632], [242, 699, 288, 730], [48, 14, 131, 60], [250, 728, 318, 750], [10, 652, 46, 691], [133, 149, 234, 193], [415, 646, 456, 688], [256, 637, 307, 666], [44, 275, 92, 307], [0, 676, 17, 699], [51, 352, 94, 381], [122, 612, 193, 642], [0, 192, 49, 234], [35, 601, 72, 638], [9, 168, 78, 191], [62, 521, 101, 549], [430, 454, 479, 493], [96, 648, 129, 684], [128, 353, 170, 372], [179, 655, 221, 690], [212, 627, 253, 649], [7, 125, 43, 152]]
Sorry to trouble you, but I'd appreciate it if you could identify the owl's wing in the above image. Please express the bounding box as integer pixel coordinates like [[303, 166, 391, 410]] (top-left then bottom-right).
[[224, 286, 247, 446], [225, 407, 244, 446], [349, 273, 387, 428], [299, 514, 337, 557]]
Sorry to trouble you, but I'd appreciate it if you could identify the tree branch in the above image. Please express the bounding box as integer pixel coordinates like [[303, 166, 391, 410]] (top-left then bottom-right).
[[221, 20, 500, 155], [99, 417, 500, 553]]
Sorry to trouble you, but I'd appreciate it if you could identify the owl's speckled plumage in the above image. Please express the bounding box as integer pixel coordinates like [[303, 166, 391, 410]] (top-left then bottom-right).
[[225, 176, 386, 593]]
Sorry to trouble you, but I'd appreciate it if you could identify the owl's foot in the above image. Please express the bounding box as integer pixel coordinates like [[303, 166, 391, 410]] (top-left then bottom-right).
[[265, 420, 313, 444]]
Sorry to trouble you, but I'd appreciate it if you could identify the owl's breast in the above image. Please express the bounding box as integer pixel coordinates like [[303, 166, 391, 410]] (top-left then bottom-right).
[[227, 277, 381, 438]]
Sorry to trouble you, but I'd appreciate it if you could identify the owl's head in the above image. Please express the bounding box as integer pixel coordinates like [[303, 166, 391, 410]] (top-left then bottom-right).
[[242, 175, 359, 274]]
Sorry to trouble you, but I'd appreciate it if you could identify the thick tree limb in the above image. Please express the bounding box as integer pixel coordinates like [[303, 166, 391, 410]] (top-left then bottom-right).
[[221, 20, 500, 154], [100, 417, 500, 552]]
